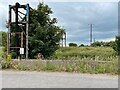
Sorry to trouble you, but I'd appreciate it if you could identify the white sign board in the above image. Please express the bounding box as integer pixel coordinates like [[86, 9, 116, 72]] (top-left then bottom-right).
[[20, 48, 24, 54]]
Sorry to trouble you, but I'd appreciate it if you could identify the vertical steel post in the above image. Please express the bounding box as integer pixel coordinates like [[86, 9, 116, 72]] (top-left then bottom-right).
[[15, 3, 20, 58], [65, 32, 66, 47], [15, 3, 19, 32], [90, 24, 93, 46], [94, 38, 95, 43], [7, 5, 11, 55], [26, 4, 29, 59], [62, 38, 63, 47]]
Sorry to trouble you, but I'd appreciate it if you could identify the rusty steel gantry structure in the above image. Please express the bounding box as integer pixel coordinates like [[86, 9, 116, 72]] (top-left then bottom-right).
[[7, 2, 30, 59]]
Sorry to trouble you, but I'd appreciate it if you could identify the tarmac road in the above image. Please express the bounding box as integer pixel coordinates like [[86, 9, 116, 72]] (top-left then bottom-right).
[[2, 70, 118, 88]]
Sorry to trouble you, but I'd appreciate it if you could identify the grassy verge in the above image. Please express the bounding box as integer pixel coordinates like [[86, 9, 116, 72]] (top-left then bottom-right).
[[1, 60, 117, 75], [1, 47, 118, 75]]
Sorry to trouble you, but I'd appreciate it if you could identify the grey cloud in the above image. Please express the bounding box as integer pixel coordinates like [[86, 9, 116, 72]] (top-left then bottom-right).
[[0, 1, 118, 45], [47, 2, 118, 44]]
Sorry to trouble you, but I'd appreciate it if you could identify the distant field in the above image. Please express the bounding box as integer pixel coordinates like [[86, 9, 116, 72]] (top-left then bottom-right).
[[50, 47, 118, 61]]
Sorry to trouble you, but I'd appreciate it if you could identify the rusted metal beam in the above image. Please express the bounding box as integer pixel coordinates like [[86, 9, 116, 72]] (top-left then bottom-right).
[[21, 32, 23, 48], [10, 47, 21, 48]]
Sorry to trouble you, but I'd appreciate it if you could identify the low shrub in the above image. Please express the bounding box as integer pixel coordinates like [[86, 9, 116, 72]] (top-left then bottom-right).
[[1, 54, 12, 69]]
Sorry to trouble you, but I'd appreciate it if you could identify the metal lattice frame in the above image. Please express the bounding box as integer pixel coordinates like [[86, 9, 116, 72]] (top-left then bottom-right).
[[7, 2, 30, 59]]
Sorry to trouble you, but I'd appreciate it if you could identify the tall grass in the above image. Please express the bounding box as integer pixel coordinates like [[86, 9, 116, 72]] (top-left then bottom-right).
[[49, 47, 117, 61], [9, 60, 118, 75]]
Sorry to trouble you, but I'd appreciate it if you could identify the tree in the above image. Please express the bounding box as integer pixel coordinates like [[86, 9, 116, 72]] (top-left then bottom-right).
[[113, 36, 120, 55], [69, 43, 77, 47], [0, 31, 7, 47], [28, 3, 64, 59], [91, 41, 116, 47], [91, 41, 101, 47], [79, 44, 84, 47]]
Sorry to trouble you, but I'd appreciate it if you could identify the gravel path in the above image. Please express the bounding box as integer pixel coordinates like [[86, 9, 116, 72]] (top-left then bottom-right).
[[1, 70, 118, 88]]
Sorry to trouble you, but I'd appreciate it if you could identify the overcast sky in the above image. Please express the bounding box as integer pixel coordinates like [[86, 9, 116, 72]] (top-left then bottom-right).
[[0, 0, 118, 45]]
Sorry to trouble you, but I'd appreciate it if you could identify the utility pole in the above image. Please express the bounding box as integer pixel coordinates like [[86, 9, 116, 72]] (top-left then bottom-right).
[[90, 24, 93, 46], [65, 32, 66, 47], [94, 38, 95, 43], [63, 32, 67, 47]]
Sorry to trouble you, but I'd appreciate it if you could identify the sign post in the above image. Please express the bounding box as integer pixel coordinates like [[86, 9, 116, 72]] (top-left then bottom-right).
[[20, 48, 24, 60]]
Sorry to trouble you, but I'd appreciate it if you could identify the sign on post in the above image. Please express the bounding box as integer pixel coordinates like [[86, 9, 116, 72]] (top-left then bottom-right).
[[20, 48, 24, 54]]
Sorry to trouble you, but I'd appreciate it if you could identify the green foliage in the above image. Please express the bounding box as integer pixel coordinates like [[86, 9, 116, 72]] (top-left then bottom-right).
[[1, 54, 11, 69], [95, 66, 105, 73], [10, 51, 18, 59], [0, 47, 7, 59], [0, 32, 7, 56], [2, 32, 7, 47], [0, 31, 7, 59], [28, 3, 64, 59], [91, 41, 101, 47], [113, 36, 120, 55], [91, 41, 116, 47], [69, 43, 77, 47], [79, 44, 84, 47], [0, 31, 7, 47]]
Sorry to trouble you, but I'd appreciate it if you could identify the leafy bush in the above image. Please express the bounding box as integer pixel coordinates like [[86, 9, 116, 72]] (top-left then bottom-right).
[[113, 36, 120, 55], [91, 41, 116, 47], [95, 66, 105, 73], [2, 54, 12, 69], [69, 43, 77, 47], [79, 44, 84, 47], [0, 47, 7, 59]]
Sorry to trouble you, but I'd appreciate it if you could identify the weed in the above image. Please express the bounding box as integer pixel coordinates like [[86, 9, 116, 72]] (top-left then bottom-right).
[[1, 54, 11, 69]]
